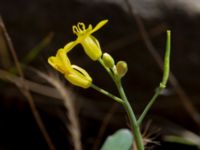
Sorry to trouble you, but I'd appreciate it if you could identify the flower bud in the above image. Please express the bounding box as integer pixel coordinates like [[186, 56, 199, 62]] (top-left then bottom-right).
[[116, 61, 128, 78], [102, 53, 115, 68]]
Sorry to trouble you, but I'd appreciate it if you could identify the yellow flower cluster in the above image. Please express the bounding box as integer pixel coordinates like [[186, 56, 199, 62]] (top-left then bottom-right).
[[48, 20, 108, 88]]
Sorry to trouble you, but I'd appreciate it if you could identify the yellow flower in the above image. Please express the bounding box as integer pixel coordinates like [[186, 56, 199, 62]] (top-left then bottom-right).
[[47, 20, 108, 88], [48, 44, 92, 88], [64, 20, 108, 61]]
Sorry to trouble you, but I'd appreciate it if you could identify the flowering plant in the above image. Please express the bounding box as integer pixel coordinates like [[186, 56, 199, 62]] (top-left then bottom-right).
[[48, 20, 171, 150]]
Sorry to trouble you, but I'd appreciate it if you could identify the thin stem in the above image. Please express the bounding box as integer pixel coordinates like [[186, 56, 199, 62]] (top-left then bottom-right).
[[98, 56, 144, 149], [91, 84, 123, 104], [98, 58, 114, 78], [138, 87, 162, 125], [138, 30, 171, 125], [116, 81, 144, 150]]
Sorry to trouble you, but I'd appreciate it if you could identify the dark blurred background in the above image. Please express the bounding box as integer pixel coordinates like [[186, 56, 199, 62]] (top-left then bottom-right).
[[1, 0, 200, 149]]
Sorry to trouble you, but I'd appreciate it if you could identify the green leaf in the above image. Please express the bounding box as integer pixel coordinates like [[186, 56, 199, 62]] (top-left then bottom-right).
[[100, 129, 133, 150]]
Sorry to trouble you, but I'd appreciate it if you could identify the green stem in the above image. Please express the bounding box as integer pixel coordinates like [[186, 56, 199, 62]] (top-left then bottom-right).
[[160, 30, 171, 87], [91, 84, 123, 104], [98, 57, 144, 150], [138, 87, 162, 125], [138, 30, 171, 125], [98, 58, 114, 78], [116, 81, 144, 150]]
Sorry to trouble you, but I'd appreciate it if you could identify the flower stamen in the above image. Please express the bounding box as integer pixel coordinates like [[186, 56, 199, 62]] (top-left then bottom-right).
[[77, 22, 86, 32], [73, 26, 80, 34]]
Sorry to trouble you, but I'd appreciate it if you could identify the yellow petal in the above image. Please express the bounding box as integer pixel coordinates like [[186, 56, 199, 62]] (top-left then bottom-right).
[[71, 65, 92, 81], [81, 36, 102, 60], [48, 56, 66, 74], [57, 49, 72, 69], [48, 48, 73, 74], [91, 20, 108, 34], [63, 41, 77, 53], [65, 70, 92, 88], [90, 35, 101, 48]]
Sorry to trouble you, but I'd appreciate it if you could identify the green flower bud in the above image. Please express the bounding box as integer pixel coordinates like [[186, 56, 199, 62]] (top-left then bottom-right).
[[102, 53, 115, 68], [116, 61, 128, 78]]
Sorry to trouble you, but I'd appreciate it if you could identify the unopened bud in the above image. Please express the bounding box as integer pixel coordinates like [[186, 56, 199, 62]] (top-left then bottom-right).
[[102, 53, 115, 68], [116, 61, 128, 78]]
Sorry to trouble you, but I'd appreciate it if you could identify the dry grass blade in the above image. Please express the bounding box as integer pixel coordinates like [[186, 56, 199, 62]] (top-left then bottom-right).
[[124, 0, 200, 128], [0, 16, 56, 150], [34, 69, 82, 150], [0, 69, 61, 99], [0, 23, 12, 68], [156, 117, 200, 148]]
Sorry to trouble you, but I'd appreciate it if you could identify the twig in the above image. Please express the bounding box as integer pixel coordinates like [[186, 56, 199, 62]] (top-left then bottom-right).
[[124, 0, 200, 128], [0, 16, 56, 150], [34, 69, 82, 150]]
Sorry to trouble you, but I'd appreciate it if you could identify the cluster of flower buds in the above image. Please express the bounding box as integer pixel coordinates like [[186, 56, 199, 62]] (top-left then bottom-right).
[[102, 53, 128, 79]]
